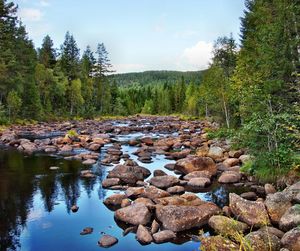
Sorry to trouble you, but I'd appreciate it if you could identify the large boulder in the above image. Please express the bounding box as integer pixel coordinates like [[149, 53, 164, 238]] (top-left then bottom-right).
[[155, 203, 220, 232], [107, 165, 150, 184], [200, 235, 239, 251], [281, 227, 300, 251], [136, 225, 153, 244], [174, 156, 217, 175], [245, 229, 281, 251], [208, 215, 248, 239], [264, 192, 292, 224], [207, 146, 224, 160], [279, 205, 300, 232], [218, 171, 241, 184], [229, 193, 270, 227], [149, 175, 180, 189], [114, 203, 151, 225]]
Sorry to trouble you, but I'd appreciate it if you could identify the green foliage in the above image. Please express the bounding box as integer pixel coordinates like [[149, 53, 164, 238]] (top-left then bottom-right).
[[66, 129, 78, 138], [7, 90, 22, 120]]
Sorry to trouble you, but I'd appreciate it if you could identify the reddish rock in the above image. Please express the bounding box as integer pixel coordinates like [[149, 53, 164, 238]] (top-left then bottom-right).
[[174, 156, 217, 175], [156, 202, 220, 232]]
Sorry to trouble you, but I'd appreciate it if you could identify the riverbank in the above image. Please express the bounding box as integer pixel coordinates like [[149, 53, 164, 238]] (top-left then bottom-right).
[[0, 116, 299, 250]]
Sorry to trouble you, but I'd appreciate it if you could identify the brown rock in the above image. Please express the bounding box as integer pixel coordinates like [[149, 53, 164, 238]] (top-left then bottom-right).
[[200, 235, 239, 251], [141, 186, 170, 200], [187, 177, 211, 188], [153, 230, 176, 243], [265, 183, 276, 194], [104, 194, 127, 208], [245, 229, 280, 251], [223, 158, 240, 167], [229, 193, 270, 227], [265, 192, 292, 224], [149, 175, 180, 189], [98, 235, 118, 247], [136, 225, 153, 244], [279, 205, 300, 232], [174, 156, 217, 175], [115, 203, 152, 225], [218, 171, 241, 184], [156, 203, 220, 232], [208, 215, 249, 239], [281, 227, 300, 251]]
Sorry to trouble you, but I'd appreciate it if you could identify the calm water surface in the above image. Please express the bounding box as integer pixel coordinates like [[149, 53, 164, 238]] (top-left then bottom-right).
[[0, 134, 247, 251]]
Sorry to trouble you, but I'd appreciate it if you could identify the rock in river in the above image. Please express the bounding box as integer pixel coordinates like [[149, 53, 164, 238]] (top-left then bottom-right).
[[229, 193, 270, 227], [108, 165, 151, 185], [208, 215, 249, 239], [98, 235, 118, 248], [245, 229, 281, 251], [149, 175, 180, 189], [153, 230, 176, 244], [155, 202, 220, 232], [114, 203, 151, 225], [200, 235, 239, 251], [218, 171, 241, 184], [174, 156, 217, 175], [136, 225, 153, 244]]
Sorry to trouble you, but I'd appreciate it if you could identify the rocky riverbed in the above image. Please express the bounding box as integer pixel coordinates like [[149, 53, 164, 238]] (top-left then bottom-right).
[[1, 116, 300, 251]]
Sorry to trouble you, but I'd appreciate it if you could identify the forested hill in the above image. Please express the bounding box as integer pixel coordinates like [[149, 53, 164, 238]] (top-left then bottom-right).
[[108, 70, 205, 85]]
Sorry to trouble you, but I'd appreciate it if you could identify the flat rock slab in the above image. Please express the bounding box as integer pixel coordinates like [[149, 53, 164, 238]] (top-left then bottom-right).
[[156, 203, 220, 232]]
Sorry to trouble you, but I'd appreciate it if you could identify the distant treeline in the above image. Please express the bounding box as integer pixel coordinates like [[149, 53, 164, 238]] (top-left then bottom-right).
[[109, 70, 204, 86]]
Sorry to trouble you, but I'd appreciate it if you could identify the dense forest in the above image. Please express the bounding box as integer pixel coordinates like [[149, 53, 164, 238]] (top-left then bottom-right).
[[0, 0, 299, 178]]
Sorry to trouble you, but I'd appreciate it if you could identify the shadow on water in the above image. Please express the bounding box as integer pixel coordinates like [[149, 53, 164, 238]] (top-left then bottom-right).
[[0, 141, 248, 251]]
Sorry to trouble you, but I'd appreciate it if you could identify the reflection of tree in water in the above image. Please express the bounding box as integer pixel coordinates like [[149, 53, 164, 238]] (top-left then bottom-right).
[[59, 173, 81, 213], [0, 150, 36, 251], [39, 173, 59, 212], [81, 176, 97, 198], [96, 164, 108, 200]]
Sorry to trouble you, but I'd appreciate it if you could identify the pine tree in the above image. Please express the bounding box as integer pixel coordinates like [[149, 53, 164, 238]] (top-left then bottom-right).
[[60, 31, 80, 81], [38, 35, 56, 68]]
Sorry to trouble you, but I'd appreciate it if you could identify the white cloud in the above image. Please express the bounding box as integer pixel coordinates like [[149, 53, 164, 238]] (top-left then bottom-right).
[[19, 8, 43, 22], [113, 63, 146, 74], [40, 0, 50, 7], [178, 41, 213, 71]]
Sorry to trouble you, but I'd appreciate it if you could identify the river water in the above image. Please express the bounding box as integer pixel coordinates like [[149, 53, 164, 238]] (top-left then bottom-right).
[[0, 130, 247, 251]]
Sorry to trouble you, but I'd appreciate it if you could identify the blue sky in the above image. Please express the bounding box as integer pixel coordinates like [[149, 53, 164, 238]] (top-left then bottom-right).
[[15, 0, 246, 73]]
